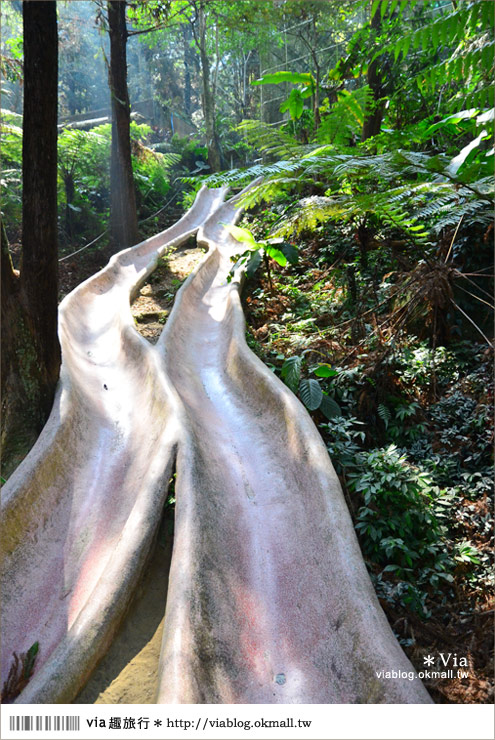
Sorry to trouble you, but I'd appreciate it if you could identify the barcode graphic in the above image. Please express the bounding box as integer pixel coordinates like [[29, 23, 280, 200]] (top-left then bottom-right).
[[9, 716, 80, 731]]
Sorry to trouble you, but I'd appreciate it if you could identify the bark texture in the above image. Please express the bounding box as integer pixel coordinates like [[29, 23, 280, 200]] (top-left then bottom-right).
[[1, 2, 60, 477], [108, 0, 139, 249], [362, 2, 386, 141], [198, 1, 222, 172]]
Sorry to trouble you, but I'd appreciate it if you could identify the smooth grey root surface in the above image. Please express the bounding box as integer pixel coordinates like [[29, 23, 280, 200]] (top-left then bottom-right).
[[1, 185, 431, 704], [155, 194, 432, 704], [1, 186, 225, 703]]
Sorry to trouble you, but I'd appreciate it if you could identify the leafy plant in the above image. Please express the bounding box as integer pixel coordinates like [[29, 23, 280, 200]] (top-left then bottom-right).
[[278, 352, 342, 419], [224, 223, 298, 288], [454, 540, 481, 565], [251, 70, 316, 121], [348, 444, 453, 613], [1, 641, 39, 703], [321, 416, 366, 474]]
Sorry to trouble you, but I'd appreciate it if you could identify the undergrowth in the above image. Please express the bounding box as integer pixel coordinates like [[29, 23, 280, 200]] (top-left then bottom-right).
[[240, 208, 493, 704]]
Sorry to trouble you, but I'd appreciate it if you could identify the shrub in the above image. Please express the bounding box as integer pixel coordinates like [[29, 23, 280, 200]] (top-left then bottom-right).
[[348, 444, 453, 614]]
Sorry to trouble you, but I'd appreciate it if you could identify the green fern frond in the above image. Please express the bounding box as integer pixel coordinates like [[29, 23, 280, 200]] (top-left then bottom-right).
[[316, 87, 374, 146], [236, 119, 302, 159]]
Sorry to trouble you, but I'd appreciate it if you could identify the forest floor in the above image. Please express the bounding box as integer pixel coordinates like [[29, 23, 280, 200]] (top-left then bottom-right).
[[75, 509, 174, 704], [25, 209, 494, 706], [68, 230, 492, 706], [237, 236, 494, 706]]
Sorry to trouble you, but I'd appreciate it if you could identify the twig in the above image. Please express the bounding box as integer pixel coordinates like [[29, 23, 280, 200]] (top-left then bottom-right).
[[444, 214, 464, 263], [455, 283, 494, 310], [454, 270, 495, 301], [450, 299, 494, 347]]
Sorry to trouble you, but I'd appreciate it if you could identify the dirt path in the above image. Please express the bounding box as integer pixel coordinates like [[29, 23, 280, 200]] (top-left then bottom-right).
[[74, 516, 172, 704], [130, 244, 205, 344]]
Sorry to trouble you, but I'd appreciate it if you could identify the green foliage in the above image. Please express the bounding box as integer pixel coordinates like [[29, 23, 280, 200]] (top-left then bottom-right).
[[205, 134, 493, 244], [322, 416, 366, 474], [252, 70, 316, 121], [279, 352, 342, 418], [454, 540, 480, 566], [1, 114, 178, 243], [317, 87, 373, 146], [169, 135, 209, 172], [224, 223, 299, 285], [349, 445, 453, 614], [378, 0, 495, 110], [281, 355, 302, 391], [252, 71, 316, 88], [299, 377, 322, 410], [1, 114, 23, 223]]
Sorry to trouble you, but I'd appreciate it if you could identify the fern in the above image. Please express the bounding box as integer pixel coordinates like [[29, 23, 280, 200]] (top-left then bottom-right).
[[226, 144, 493, 243], [237, 119, 302, 159], [377, 404, 392, 429], [317, 87, 374, 146], [378, 0, 494, 110]]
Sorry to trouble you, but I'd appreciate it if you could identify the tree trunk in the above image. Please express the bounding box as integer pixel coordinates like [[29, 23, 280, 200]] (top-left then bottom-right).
[[182, 24, 192, 116], [362, 2, 385, 141], [311, 17, 321, 130], [1, 2, 60, 477], [108, 0, 139, 249], [198, 1, 222, 172]]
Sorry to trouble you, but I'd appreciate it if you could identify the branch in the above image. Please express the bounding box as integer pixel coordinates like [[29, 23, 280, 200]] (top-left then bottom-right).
[[127, 23, 168, 37], [451, 299, 493, 347]]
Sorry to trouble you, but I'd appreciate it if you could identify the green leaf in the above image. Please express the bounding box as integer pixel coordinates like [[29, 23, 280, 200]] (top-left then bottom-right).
[[281, 355, 302, 391], [299, 378, 323, 411], [425, 108, 479, 136], [279, 242, 299, 264], [252, 71, 315, 87], [314, 364, 338, 378], [300, 86, 314, 100], [245, 250, 262, 278], [448, 130, 487, 175], [23, 641, 39, 679], [222, 223, 259, 248], [283, 88, 304, 121], [26, 641, 39, 660], [319, 394, 342, 419], [378, 403, 392, 429], [264, 245, 287, 266]]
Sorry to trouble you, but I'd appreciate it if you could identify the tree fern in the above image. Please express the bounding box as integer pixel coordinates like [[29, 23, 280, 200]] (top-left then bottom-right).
[[236, 119, 303, 159], [316, 87, 374, 146], [378, 0, 494, 109]]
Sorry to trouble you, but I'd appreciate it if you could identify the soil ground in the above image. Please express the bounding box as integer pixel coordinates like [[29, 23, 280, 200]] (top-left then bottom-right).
[[75, 513, 173, 704], [130, 242, 204, 344]]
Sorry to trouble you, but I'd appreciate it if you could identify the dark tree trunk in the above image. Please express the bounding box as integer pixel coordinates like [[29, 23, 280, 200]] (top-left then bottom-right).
[[198, 1, 222, 172], [108, 0, 139, 249], [362, 2, 385, 141], [182, 24, 192, 116], [1, 2, 60, 477]]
